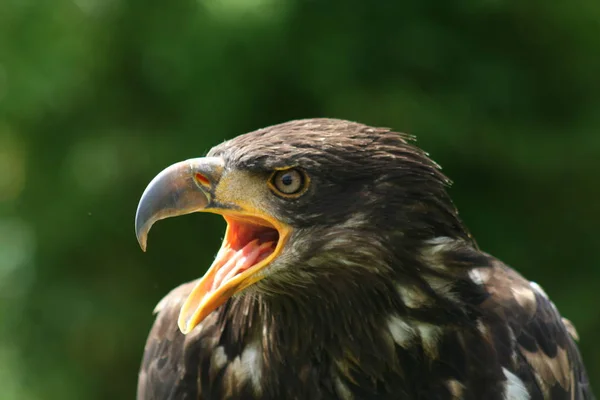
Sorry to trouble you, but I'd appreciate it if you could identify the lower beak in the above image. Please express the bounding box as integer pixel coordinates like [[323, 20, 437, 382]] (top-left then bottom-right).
[[177, 215, 289, 333]]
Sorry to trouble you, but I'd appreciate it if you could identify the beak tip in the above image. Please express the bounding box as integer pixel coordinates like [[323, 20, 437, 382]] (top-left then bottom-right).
[[135, 218, 150, 252], [177, 317, 191, 334], [136, 236, 148, 252]]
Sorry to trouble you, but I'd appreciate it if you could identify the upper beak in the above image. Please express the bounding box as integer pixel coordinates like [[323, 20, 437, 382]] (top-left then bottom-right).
[[135, 157, 224, 252]]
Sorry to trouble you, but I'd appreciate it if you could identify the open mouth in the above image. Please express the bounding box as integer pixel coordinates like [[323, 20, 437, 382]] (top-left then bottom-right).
[[208, 216, 280, 293], [133, 155, 293, 334], [177, 212, 288, 333]]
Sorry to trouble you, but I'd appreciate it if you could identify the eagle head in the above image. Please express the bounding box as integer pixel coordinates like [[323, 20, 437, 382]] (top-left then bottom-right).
[[135, 118, 471, 334]]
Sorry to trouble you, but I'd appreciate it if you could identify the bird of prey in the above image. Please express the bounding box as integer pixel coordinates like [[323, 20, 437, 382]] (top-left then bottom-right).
[[134, 118, 594, 400]]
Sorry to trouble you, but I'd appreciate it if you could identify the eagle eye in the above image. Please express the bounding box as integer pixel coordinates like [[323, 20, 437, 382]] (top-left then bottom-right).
[[268, 168, 308, 198]]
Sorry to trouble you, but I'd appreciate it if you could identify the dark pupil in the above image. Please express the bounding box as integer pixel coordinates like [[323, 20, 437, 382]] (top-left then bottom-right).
[[281, 174, 294, 186]]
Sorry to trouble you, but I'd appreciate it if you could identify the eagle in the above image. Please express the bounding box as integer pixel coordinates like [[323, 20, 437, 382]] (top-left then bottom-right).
[[134, 118, 594, 400]]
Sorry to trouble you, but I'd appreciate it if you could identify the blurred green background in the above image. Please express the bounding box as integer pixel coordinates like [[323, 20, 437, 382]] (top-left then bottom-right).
[[1, 0, 599, 398]]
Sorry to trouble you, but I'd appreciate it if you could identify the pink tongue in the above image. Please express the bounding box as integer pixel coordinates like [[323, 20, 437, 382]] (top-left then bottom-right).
[[210, 240, 275, 291]]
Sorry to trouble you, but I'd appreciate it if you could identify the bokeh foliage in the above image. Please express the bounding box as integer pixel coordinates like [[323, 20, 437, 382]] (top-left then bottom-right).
[[1, 0, 599, 398]]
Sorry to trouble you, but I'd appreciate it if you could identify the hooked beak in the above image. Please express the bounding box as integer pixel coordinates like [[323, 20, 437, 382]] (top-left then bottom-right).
[[135, 157, 291, 334], [135, 157, 224, 252]]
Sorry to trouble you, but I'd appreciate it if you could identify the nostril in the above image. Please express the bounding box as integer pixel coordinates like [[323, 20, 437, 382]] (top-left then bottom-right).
[[195, 173, 210, 187]]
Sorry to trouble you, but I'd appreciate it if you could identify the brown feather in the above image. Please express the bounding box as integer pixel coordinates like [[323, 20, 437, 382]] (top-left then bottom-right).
[[137, 119, 594, 400]]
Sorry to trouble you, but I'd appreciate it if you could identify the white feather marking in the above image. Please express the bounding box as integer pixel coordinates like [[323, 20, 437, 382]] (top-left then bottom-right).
[[530, 282, 549, 299], [468, 268, 491, 286], [241, 342, 263, 394], [397, 284, 430, 308], [334, 376, 354, 400], [511, 286, 537, 316], [387, 315, 415, 347], [446, 379, 464, 399], [421, 237, 460, 270], [503, 368, 531, 400], [416, 323, 442, 358], [476, 320, 489, 336], [508, 328, 518, 365], [227, 342, 263, 395], [338, 213, 369, 229], [427, 236, 455, 245], [212, 346, 227, 370]]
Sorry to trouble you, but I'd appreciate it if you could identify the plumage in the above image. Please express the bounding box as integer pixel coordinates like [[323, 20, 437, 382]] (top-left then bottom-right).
[[135, 118, 594, 400]]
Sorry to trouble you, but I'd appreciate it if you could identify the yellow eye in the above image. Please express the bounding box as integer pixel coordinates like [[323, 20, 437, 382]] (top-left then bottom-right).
[[269, 168, 308, 197]]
